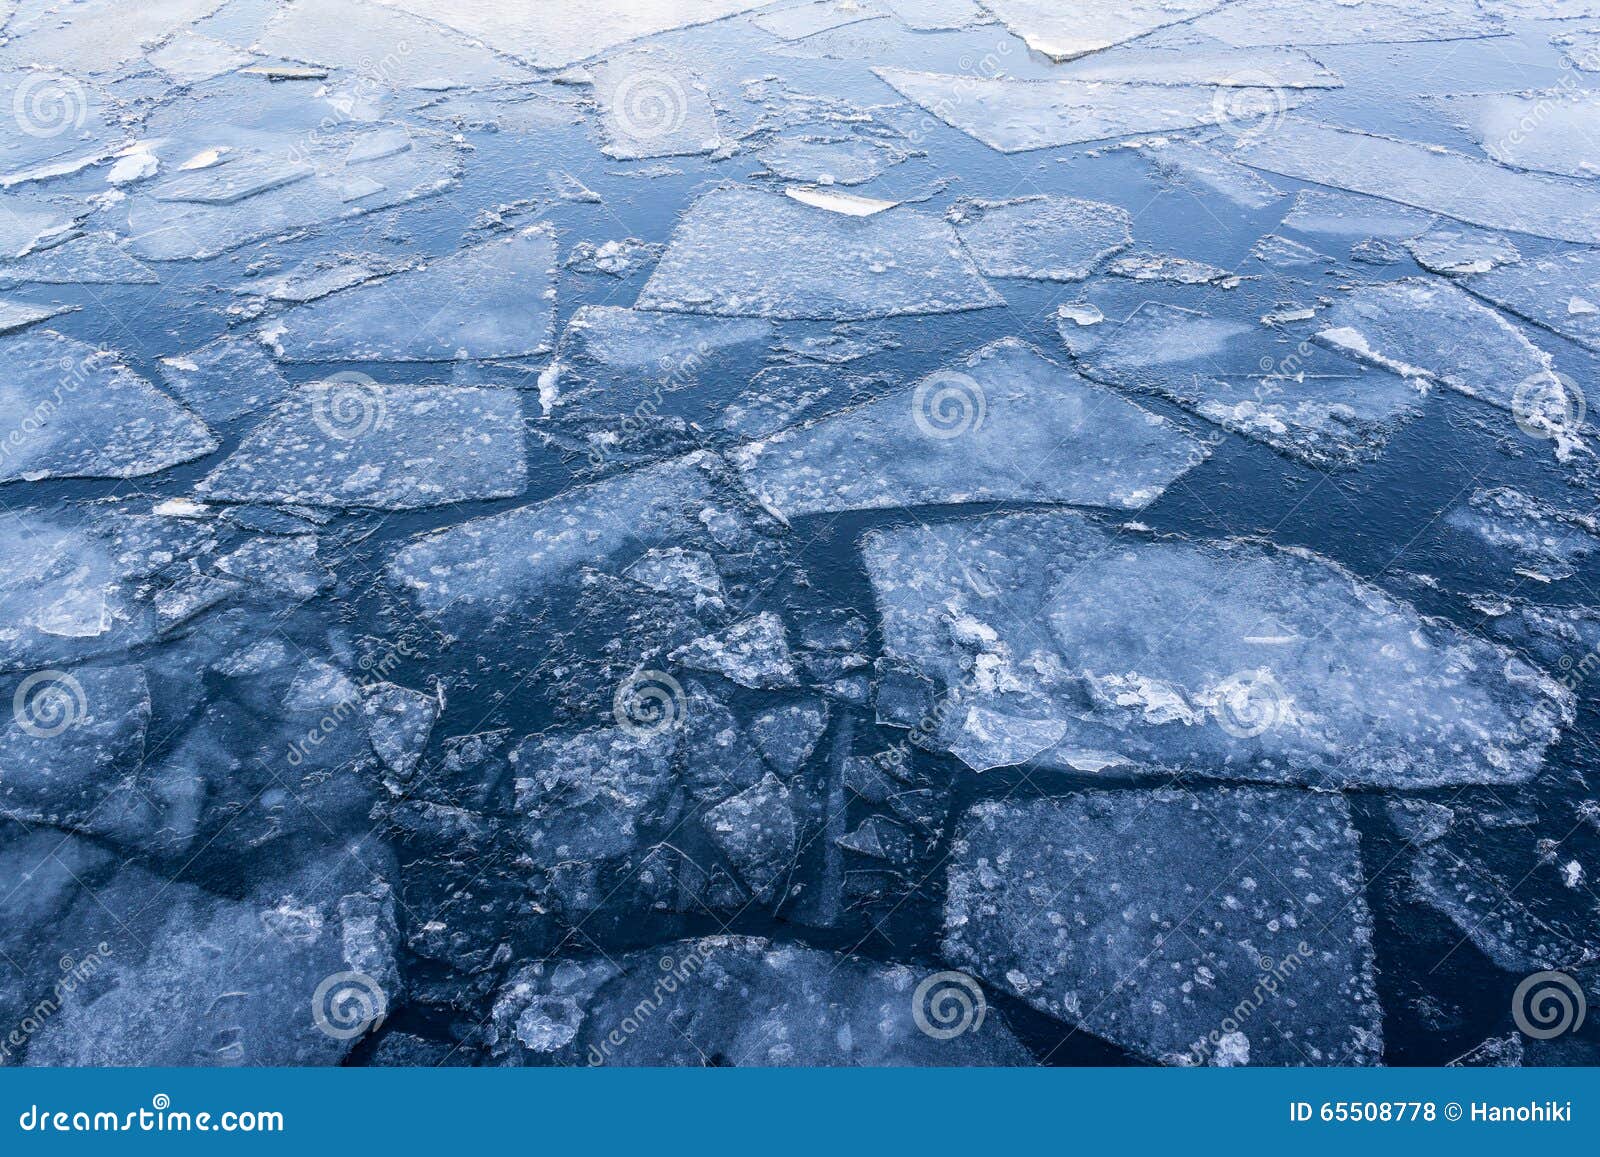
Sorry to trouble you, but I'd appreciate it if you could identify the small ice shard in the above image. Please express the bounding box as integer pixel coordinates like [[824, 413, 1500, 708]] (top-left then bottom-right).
[[146, 31, 254, 83], [594, 49, 722, 160], [623, 547, 724, 603], [1107, 251, 1241, 287], [1464, 249, 1600, 353], [548, 170, 603, 203], [862, 511, 1573, 786], [1188, 0, 1502, 46], [0, 330, 216, 483], [1234, 118, 1600, 244], [490, 936, 1031, 1065], [1249, 234, 1331, 270], [1135, 140, 1286, 210], [1311, 278, 1558, 415], [733, 338, 1207, 517], [784, 185, 898, 216], [1445, 487, 1600, 581], [637, 185, 1000, 320], [771, 325, 900, 364], [158, 337, 290, 423], [751, 700, 830, 776], [387, 452, 727, 618], [670, 612, 798, 689], [362, 682, 443, 785], [561, 306, 772, 380], [0, 233, 158, 286], [1067, 302, 1426, 468], [152, 152, 314, 205], [1279, 189, 1436, 239], [1061, 44, 1342, 88], [0, 195, 80, 259], [978, 0, 1228, 61], [0, 298, 72, 335], [874, 68, 1308, 152], [196, 383, 526, 511], [702, 773, 798, 901], [759, 132, 900, 186], [1429, 89, 1600, 179], [949, 195, 1130, 281], [1057, 302, 1103, 327], [1405, 226, 1521, 276], [565, 237, 662, 277], [261, 226, 555, 362], [945, 788, 1382, 1066], [212, 535, 331, 600]]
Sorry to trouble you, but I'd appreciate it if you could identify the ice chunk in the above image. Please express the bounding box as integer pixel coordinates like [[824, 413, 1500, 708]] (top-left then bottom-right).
[[362, 682, 442, 786], [637, 185, 1000, 320], [1068, 302, 1426, 468], [565, 237, 662, 277], [1430, 90, 1600, 179], [1134, 140, 1286, 210], [1311, 278, 1558, 414], [158, 337, 290, 423], [751, 700, 830, 776], [1106, 251, 1241, 287], [979, 0, 1228, 62], [261, 226, 555, 361], [0, 298, 71, 334], [1062, 45, 1342, 88], [702, 773, 798, 901], [784, 186, 897, 216], [146, 31, 253, 83], [241, 253, 404, 303], [0, 233, 157, 286], [755, 0, 878, 40], [1234, 118, 1600, 244], [671, 612, 797, 689], [152, 151, 312, 205], [734, 338, 1207, 518], [1464, 249, 1600, 353], [1279, 189, 1435, 239], [387, 452, 728, 618], [196, 383, 526, 511], [0, 195, 79, 258], [879, 0, 987, 29], [759, 132, 901, 186], [594, 50, 722, 160], [1446, 487, 1600, 581], [874, 68, 1308, 152], [1405, 226, 1521, 276], [0, 330, 216, 482], [945, 789, 1381, 1066], [949, 195, 1130, 282], [490, 936, 1032, 1065], [1558, 28, 1600, 71], [623, 547, 724, 603], [1189, 0, 1502, 46], [0, 0, 225, 73], [861, 511, 1573, 786]]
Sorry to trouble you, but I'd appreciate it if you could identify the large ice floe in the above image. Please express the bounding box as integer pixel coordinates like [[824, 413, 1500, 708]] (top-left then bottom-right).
[[862, 511, 1572, 784]]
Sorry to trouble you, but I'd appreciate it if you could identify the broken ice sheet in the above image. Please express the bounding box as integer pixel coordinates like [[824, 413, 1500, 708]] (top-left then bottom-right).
[[196, 384, 527, 511], [1067, 302, 1427, 469], [158, 337, 290, 424], [1429, 89, 1600, 179], [564, 237, 663, 278], [1187, 0, 1503, 46], [1234, 118, 1600, 244], [1106, 251, 1242, 287], [0, 233, 157, 287], [861, 511, 1573, 785], [670, 612, 798, 689], [1278, 189, 1435, 239], [0, 70, 119, 184], [594, 50, 723, 160], [979, 0, 1228, 62], [1061, 44, 1343, 88], [260, 226, 556, 362], [948, 195, 1131, 282], [0, 329, 217, 482], [754, 0, 879, 41], [1404, 226, 1521, 276], [1132, 139, 1286, 210], [758, 131, 903, 186], [490, 936, 1031, 1065], [239, 253, 404, 304], [874, 68, 1310, 152], [732, 338, 1208, 518], [946, 788, 1381, 1065], [0, 298, 72, 334], [1464, 249, 1600, 353], [1444, 487, 1600, 582], [146, 30, 254, 83], [637, 185, 1000, 320]]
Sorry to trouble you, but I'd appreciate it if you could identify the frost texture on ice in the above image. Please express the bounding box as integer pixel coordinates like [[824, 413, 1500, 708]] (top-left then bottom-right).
[[945, 789, 1382, 1065], [1465, 250, 1600, 353], [1429, 90, 1600, 179], [1445, 487, 1600, 581], [1067, 302, 1426, 468], [733, 338, 1208, 517], [490, 936, 1032, 1065], [978, 0, 1228, 62], [0, 234, 157, 287], [875, 68, 1308, 152], [0, 330, 217, 482], [158, 338, 290, 423], [670, 612, 798, 689], [196, 384, 526, 511], [637, 186, 1001, 320], [862, 512, 1573, 785], [260, 226, 556, 362], [1188, 0, 1502, 46], [1234, 119, 1600, 244], [949, 195, 1131, 282]]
